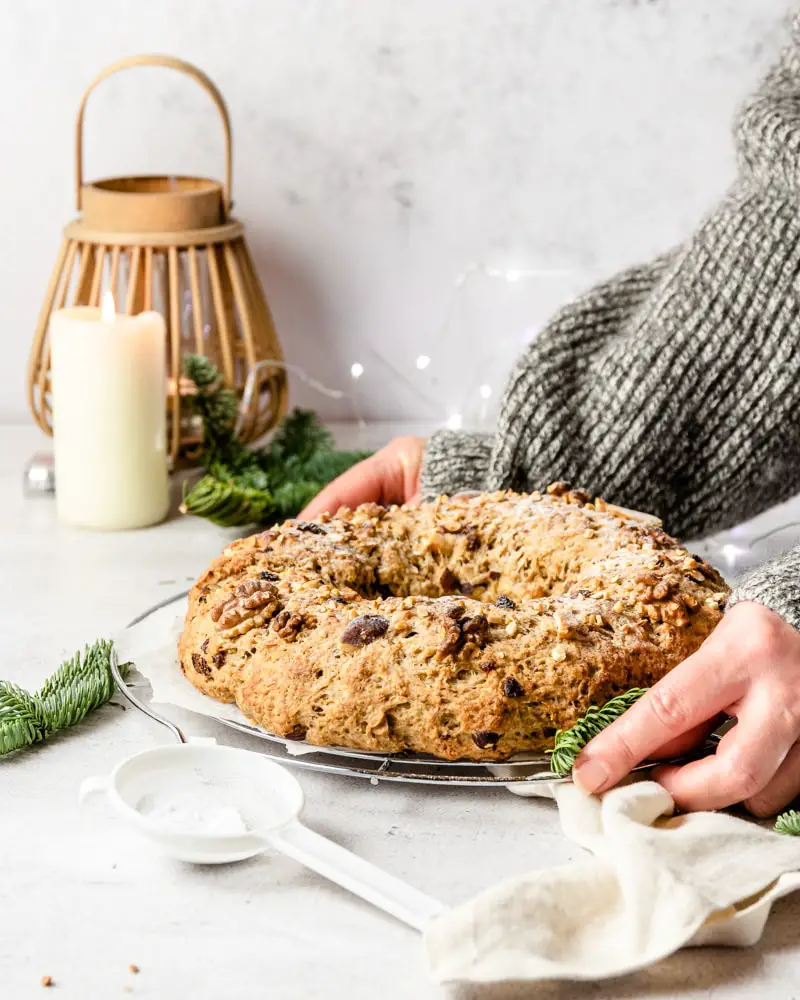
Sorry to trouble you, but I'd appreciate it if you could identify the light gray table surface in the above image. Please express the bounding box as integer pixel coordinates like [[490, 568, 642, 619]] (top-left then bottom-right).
[[3, 421, 800, 1000]]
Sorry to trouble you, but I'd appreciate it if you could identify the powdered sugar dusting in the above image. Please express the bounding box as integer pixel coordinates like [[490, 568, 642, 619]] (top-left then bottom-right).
[[137, 789, 250, 836]]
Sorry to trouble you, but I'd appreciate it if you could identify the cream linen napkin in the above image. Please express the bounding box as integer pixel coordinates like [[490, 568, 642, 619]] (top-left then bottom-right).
[[425, 780, 800, 984]]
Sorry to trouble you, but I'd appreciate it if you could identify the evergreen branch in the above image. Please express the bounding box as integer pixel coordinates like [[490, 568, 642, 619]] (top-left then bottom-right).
[[38, 640, 112, 699], [37, 641, 120, 731], [547, 688, 648, 776], [775, 810, 800, 836], [181, 475, 275, 528], [182, 355, 371, 528], [0, 717, 45, 755], [0, 641, 127, 756], [183, 355, 244, 471], [0, 682, 48, 749], [260, 407, 334, 465]]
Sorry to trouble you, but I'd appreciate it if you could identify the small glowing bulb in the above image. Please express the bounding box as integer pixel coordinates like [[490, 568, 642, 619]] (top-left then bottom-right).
[[416, 354, 431, 370], [505, 269, 522, 283], [446, 413, 463, 431], [101, 290, 116, 322], [350, 362, 364, 379], [479, 384, 492, 399], [721, 543, 745, 564]]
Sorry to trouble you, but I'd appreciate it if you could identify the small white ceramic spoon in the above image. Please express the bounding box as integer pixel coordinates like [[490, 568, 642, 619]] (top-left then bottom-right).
[[80, 740, 445, 932]]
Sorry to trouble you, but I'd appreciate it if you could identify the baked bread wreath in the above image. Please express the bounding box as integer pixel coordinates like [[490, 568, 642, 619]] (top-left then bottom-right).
[[178, 485, 729, 761]]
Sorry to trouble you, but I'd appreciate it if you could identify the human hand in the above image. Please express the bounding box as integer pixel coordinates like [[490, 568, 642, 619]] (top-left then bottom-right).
[[299, 436, 425, 520], [573, 601, 800, 816]]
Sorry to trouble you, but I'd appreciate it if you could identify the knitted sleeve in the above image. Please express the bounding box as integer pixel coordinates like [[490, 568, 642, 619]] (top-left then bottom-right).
[[422, 23, 800, 543], [727, 549, 800, 626], [420, 22, 800, 629]]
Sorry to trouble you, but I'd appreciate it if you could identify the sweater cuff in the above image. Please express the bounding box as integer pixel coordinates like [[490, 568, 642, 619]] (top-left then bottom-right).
[[420, 430, 493, 501], [727, 546, 800, 632]]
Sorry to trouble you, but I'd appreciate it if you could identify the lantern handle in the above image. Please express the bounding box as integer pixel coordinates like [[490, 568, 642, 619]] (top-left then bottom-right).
[[75, 54, 233, 218]]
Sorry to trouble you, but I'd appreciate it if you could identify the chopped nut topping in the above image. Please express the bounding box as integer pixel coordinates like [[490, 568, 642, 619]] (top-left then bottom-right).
[[213, 579, 283, 637], [505, 621, 519, 637], [438, 613, 489, 658], [551, 644, 567, 662], [553, 612, 570, 638], [273, 609, 313, 641]]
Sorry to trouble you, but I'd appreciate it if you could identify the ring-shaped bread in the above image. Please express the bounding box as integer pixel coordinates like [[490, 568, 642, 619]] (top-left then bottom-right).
[[178, 485, 729, 760]]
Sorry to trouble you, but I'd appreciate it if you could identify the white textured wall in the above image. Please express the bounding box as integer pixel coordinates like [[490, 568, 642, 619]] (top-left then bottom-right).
[[1, 0, 789, 425]]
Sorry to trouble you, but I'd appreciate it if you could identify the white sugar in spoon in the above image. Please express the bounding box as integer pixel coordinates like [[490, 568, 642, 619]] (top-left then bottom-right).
[[80, 741, 445, 931]]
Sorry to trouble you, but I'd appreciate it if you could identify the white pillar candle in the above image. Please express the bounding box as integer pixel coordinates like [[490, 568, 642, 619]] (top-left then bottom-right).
[[50, 293, 170, 530]]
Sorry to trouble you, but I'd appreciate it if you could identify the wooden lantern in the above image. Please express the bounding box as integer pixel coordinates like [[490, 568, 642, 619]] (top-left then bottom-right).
[[27, 54, 288, 464]]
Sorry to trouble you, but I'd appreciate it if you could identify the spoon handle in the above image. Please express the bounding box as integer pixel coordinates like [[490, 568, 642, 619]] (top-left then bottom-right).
[[266, 820, 446, 931]]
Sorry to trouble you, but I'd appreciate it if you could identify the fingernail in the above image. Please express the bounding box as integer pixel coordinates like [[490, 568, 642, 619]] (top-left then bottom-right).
[[573, 757, 610, 795]]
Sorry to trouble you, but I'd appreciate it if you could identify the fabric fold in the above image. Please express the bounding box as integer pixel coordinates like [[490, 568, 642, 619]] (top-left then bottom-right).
[[425, 781, 800, 984]]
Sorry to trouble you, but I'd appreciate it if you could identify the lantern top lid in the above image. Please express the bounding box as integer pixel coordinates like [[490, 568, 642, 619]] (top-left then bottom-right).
[[80, 174, 225, 233]]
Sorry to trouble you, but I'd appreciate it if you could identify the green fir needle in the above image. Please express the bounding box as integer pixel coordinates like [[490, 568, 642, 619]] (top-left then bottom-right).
[[547, 688, 648, 776], [181, 355, 370, 528], [775, 809, 800, 836], [0, 640, 126, 756]]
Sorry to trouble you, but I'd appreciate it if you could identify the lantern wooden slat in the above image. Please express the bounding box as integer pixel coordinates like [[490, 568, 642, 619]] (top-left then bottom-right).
[[74, 243, 98, 305], [28, 54, 287, 464], [235, 240, 286, 440], [36, 241, 81, 432], [187, 247, 205, 356], [107, 245, 121, 301], [88, 246, 105, 305], [143, 246, 153, 310], [28, 239, 68, 410], [206, 244, 235, 388], [224, 242, 255, 370], [71, 248, 90, 307], [167, 246, 182, 461], [125, 246, 142, 314]]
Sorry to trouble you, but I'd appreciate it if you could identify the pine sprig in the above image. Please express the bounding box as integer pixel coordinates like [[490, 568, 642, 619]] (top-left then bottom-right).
[[0, 683, 49, 753], [181, 356, 371, 528], [775, 810, 800, 836], [182, 475, 276, 528], [547, 688, 648, 776], [0, 640, 126, 756], [546, 690, 800, 837]]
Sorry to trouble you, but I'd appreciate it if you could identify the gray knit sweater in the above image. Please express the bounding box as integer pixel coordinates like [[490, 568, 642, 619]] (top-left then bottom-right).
[[421, 15, 800, 630]]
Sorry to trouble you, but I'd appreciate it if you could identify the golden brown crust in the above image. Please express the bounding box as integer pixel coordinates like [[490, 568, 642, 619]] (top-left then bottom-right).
[[178, 487, 729, 760]]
